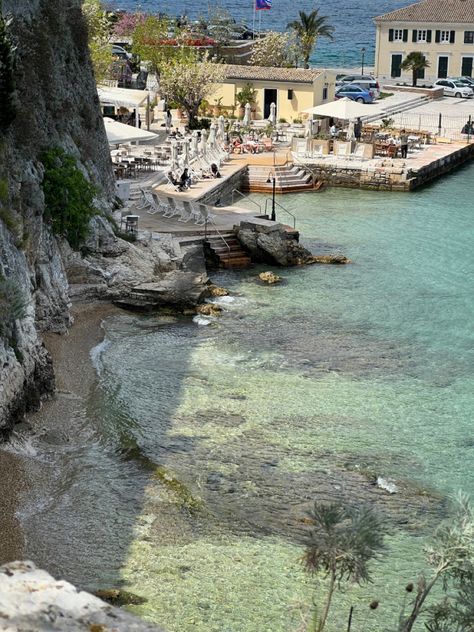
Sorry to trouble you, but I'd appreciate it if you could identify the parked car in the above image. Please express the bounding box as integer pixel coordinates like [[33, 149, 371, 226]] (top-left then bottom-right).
[[448, 76, 474, 89], [335, 84, 375, 104], [111, 44, 132, 61], [336, 74, 380, 98], [433, 79, 473, 98]]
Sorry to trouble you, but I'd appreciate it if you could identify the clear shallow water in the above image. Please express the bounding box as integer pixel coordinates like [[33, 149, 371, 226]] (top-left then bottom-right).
[[7, 165, 474, 631], [107, 0, 409, 67]]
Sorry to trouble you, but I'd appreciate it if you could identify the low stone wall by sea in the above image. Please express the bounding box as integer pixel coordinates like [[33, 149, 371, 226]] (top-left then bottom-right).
[[302, 142, 474, 191], [197, 167, 247, 206]]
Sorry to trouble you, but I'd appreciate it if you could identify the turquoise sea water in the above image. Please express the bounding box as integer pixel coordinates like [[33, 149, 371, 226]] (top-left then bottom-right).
[[12, 164, 474, 631], [107, 0, 409, 67]]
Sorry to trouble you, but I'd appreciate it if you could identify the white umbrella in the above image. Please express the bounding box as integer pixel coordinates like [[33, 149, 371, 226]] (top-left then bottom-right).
[[182, 138, 190, 168], [208, 121, 217, 149], [268, 102, 276, 125], [217, 115, 226, 142], [199, 129, 208, 159], [304, 120, 312, 156], [243, 102, 251, 127], [191, 130, 199, 157], [347, 120, 356, 141], [170, 140, 179, 170], [103, 117, 157, 145], [303, 97, 383, 120]]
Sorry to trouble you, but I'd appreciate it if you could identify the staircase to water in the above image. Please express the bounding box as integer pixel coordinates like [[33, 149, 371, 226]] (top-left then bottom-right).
[[241, 163, 316, 194], [204, 233, 252, 269]]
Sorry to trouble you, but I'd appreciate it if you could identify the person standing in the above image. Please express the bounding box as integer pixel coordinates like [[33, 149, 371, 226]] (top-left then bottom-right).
[[400, 129, 409, 158], [354, 118, 362, 141], [165, 109, 172, 133]]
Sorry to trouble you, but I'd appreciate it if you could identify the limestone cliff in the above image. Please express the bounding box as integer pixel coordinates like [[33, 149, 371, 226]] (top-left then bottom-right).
[[0, 1, 206, 434]]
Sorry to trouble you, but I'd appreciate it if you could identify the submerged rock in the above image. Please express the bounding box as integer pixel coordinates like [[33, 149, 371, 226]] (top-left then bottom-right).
[[94, 589, 147, 607], [206, 283, 229, 297], [306, 254, 352, 265], [196, 303, 223, 317], [258, 271, 282, 284]]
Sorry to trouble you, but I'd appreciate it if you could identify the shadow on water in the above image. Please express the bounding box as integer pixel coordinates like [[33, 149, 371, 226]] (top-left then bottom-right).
[[1, 311, 202, 592]]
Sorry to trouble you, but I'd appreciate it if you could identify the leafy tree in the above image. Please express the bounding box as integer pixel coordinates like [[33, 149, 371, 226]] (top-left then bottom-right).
[[287, 9, 334, 69], [302, 501, 386, 632], [41, 148, 98, 250], [131, 14, 181, 73], [82, 0, 114, 82], [158, 52, 226, 128], [249, 32, 299, 67], [398, 493, 474, 632], [400, 52, 430, 87]]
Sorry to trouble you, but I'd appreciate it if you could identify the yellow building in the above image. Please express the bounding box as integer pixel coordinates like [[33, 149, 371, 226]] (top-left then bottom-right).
[[209, 65, 335, 122], [375, 0, 474, 84]]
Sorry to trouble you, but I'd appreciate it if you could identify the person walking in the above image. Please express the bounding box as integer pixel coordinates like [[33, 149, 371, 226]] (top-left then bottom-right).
[[400, 129, 409, 158]]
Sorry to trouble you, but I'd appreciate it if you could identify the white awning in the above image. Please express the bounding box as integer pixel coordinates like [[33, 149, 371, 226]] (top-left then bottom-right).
[[303, 97, 384, 120], [97, 85, 150, 108], [103, 117, 158, 145]]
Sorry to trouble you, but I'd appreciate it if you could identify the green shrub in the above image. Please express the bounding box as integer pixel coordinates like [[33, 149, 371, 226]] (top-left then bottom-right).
[[0, 276, 28, 336], [41, 147, 98, 250]]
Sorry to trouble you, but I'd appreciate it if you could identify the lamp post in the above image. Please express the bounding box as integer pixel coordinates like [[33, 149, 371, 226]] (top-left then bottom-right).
[[266, 171, 276, 221], [361, 47, 366, 75]]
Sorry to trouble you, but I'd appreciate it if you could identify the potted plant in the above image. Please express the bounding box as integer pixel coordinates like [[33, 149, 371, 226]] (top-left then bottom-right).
[[213, 97, 223, 117], [235, 83, 257, 119]]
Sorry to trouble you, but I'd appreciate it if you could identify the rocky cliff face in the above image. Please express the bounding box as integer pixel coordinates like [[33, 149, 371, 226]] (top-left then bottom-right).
[[0, 1, 206, 434]]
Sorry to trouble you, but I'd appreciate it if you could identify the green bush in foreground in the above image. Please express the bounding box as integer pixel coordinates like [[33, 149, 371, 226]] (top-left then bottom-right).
[[41, 147, 98, 250]]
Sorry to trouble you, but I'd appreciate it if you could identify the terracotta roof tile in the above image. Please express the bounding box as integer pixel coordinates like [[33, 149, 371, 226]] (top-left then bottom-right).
[[375, 0, 474, 23], [222, 64, 323, 84]]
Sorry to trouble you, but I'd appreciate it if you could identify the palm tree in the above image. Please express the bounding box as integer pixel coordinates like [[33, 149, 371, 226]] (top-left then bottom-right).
[[287, 9, 334, 69], [302, 501, 386, 632], [400, 52, 430, 87]]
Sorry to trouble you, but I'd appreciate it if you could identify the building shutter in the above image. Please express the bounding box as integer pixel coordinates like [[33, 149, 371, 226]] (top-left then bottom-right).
[[403, 29, 408, 42], [389, 28, 394, 42], [427, 30, 432, 43], [435, 30, 441, 43], [450, 30, 455, 44], [412, 30, 417, 42]]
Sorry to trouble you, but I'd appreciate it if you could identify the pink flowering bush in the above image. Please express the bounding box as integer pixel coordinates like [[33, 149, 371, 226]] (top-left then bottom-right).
[[114, 12, 145, 36]]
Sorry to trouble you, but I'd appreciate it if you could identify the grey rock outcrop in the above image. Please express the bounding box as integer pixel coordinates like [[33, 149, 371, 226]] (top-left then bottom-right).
[[0, 561, 165, 631], [236, 220, 313, 266], [0, 1, 207, 435]]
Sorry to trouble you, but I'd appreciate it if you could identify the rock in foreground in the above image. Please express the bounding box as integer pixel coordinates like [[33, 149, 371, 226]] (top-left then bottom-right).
[[259, 271, 282, 284], [0, 561, 164, 631]]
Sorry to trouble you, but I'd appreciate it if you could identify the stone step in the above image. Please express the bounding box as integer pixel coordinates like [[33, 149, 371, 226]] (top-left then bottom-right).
[[242, 183, 315, 194]]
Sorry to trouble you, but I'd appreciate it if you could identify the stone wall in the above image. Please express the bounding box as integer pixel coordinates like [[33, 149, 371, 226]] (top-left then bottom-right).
[[382, 85, 444, 99], [307, 163, 413, 191], [198, 167, 247, 206]]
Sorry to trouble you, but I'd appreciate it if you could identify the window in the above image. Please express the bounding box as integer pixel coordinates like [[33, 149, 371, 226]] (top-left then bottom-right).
[[439, 30, 450, 43], [322, 87, 328, 100], [394, 29, 404, 41], [417, 29, 427, 42], [464, 31, 474, 44]]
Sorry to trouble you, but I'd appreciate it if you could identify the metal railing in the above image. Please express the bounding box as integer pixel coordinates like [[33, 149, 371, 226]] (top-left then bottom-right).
[[264, 198, 296, 229], [291, 152, 320, 187], [204, 217, 231, 254], [231, 188, 262, 213]]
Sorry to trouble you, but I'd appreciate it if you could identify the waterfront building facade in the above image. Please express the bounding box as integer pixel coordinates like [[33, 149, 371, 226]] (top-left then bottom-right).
[[374, 0, 474, 84], [209, 65, 335, 122]]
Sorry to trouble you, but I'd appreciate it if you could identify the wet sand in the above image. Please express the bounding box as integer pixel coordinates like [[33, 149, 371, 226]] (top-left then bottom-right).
[[0, 301, 121, 565]]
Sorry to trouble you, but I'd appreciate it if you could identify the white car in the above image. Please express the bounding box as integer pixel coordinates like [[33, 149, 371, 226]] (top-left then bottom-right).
[[434, 79, 473, 98]]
